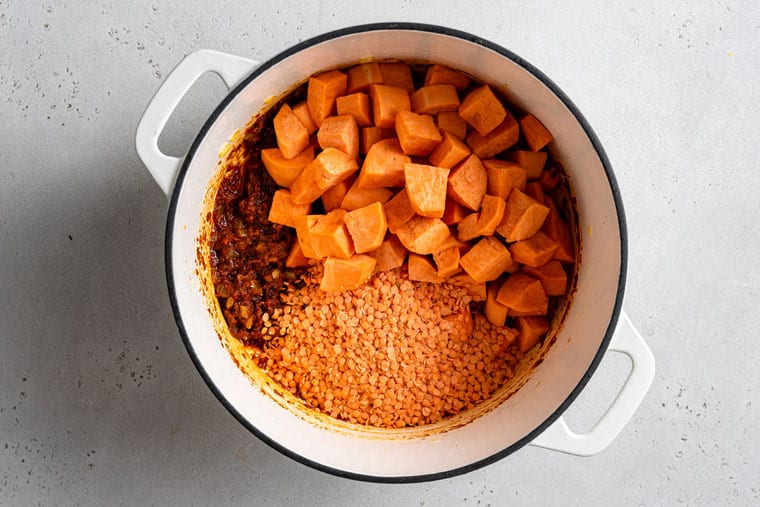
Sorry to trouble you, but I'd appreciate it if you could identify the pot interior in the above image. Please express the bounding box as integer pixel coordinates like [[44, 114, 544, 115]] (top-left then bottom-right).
[[167, 26, 623, 480]]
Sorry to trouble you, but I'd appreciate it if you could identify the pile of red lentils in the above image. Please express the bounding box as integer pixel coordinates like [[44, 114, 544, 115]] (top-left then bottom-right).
[[261, 266, 523, 428]]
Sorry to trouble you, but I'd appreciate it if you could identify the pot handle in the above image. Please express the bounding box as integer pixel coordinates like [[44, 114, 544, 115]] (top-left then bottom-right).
[[530, 310, 655, 456], [135, 49, 260, 197]]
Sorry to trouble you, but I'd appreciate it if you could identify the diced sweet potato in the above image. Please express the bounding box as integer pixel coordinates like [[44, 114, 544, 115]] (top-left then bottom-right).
[[441, 199, 467, 225], [317, 114, 359, 160], [408, 254, 445, 283], [477, 194, 506, 236], [336, 92, 372, 127], [268, 189, 313, 228], [433, 234, 466, 254], [428, 131, 471, 169], [515, 316, 550, 352], [411, 85, 460, 115], [521, 260, 568, 296], [524, 181, 546, 205], [519, 114, 553, 151], [320, 255, 376, 292], [343, 201, 388, 254], [360, 126, 395, 154], [346, 62, 383, 94], [384, 189, 416, 233], [541, 204, 575, 263], [483, 159, 527, 200], [447, 154, 487, 211], [404, 163, 450, 218], [509, 231, 558, 267], [274, 103, 311, 159], [261, 145, 315, 188], [508, 150, 547, 179], [284, 240, 311, 268], [292, 101, 318, 134], [294, 215, 321, 259], [495, 274, 548, 315], [466, 111, 520, 159], [457, 212, 481, 242], [321, 175, 355, 211], [459, 236, 514, 283], [395, 110, 443, 156], [458, 84, 506, 136], [484, 281, 509, 326], [424, 64, 472, 91], [290, 147, 359, 204], [395, 215, 450, 255], [356, 138, 410, 189], [307, 69, 348, 127], [310, 210, 355, 259], [447, 273, 486, 301], [340, 181, 393, 211], [379, 62, 415, 94], [432, 245, 461, 277], [436, 111, 468, 140], [496, 188, 550, 242], [369, 235, 407, 272], [369, 84, 411, 128]]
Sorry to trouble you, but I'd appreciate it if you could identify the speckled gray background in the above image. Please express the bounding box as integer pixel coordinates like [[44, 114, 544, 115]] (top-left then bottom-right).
[[1, 0, 758, 505]]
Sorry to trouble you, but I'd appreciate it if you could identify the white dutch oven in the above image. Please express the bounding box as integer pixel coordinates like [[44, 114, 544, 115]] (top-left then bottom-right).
[[136, 24, 655, 482]]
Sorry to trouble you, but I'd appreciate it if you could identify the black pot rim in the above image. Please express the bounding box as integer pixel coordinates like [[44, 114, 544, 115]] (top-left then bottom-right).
[[164, 22, 628, 484]]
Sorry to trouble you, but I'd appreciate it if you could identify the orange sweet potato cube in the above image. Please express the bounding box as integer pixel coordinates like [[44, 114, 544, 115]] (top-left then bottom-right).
[[424, 64, 471, 91], [292, 101, 318, 135], [509, 231, 558, 267], [458, 85, 506, 136], [459, 236, 514, 283], [290, 147, 359, 204], [340, 181, 393, 211], [477, 194, 506, 236], [285, 240, 311, 268], [495, 274, 548, 316], [307, 69, 348, 127], [524, 181, 546, 205], [432, 245, 461, 278], [404, 163, 450, 218], [395, 215, 450, 255], [360, 126, 395, 154], [441, 199, 467, 225], [395, 110, 443, 156], [411, 84, 460, 115], [261, 145, 315, 188], [519, 114, 554, 151], [369, 84, 411, 128], [508, 150, 547, 179], [541, 203, 575, 263], [436, 111, 468, 140], [496, 188, 550, 242], [356, 138, 410, 189], [408, 253, 445, 283], [336, 92, 372, 127], [521, 260, 568, 296], [274, 103, 311, 159], [346, 62, 383, 94], [321, 175, 355, 212], [343, 201, 388, 254], [317, 114, 360, 160], [447, 154, 487, 211], [483, 159, 527, 200], [294, 215, 321, 259], [268, 189, 313, 228], [484, 281, 509, 326], [466, 111, 520, 159], [457, 212, 481, 242], [310, 210, 355, 260], [516, 316, 550, 352], [428, 130, 471, 169], [379, 62, 415, 94], [320, 255, 377, 292], [369, 235, 407, 272], [384, 188, 416, 233]]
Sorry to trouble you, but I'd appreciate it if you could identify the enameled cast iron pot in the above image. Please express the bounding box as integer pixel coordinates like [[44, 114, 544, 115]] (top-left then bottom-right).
[[136, 23, 655, 482]]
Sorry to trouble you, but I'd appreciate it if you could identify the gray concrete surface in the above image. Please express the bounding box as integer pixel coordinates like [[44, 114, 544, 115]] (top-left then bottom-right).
[[1, 1, 758, 505]]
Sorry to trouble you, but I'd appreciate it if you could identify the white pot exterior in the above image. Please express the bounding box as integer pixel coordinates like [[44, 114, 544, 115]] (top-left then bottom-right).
[[149, 25, 648, 481]]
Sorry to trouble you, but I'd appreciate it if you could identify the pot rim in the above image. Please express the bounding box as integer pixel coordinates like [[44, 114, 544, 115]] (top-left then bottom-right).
[[164, 22, 628, 483]]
